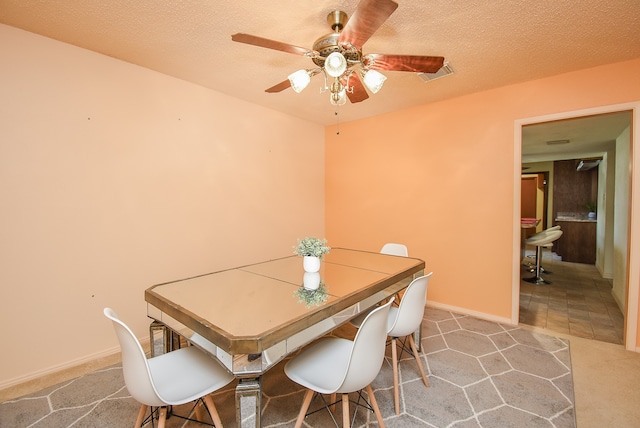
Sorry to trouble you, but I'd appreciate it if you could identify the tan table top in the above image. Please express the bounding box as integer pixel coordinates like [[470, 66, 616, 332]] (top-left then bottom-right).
[[145, 248, 424, 355]]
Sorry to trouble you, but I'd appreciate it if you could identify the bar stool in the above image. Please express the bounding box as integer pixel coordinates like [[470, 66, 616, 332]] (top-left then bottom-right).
[[524, 230, 563, 284], [524, 226, 561, 274]]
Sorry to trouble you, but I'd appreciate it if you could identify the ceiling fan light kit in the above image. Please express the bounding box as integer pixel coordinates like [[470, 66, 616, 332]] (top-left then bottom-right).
[[324, 52, 348, 77], [287, 69, 311, 93], [360, 69, 387, 94], [231, 0, 445, 107], [330, 89, 348, 106]]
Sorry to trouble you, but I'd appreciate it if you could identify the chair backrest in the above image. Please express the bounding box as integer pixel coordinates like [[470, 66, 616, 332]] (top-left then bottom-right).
[[103, 308, 165, 407], [388, 273, 433, 337], [337, 299, 394, 393], [380, 243, 409, 257]]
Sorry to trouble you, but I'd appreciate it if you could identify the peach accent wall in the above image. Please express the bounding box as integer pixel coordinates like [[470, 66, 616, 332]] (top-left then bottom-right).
[[325, 58, 640, 345], [0, 25, 325, 388]]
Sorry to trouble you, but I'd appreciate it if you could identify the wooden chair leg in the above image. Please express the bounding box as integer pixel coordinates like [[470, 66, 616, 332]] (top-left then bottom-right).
[[203, 394, 224, 428], [294, 389, 314, 428], [366, 384, 385, 428], [330, 392, 337, 412], [391, 337, 400, 415], [342, 394, 350, 428], [134, 404, 147, 428], [408, 335, 429, 387], [195, 399, 203, 421], [157, 407, 167, 428]]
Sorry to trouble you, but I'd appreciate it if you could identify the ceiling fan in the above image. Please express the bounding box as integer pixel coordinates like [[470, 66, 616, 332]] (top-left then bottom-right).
[[231, 0, 445, 106]]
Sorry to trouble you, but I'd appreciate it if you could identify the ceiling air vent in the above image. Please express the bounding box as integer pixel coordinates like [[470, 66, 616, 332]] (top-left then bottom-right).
[[546, 139, 570, 145], [417, 62, 455, 82]]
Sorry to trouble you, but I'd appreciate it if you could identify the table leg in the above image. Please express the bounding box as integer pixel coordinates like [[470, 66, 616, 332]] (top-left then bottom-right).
[[413, 270, 425, 352], [413, 320, 422, 352], [236, 376, 262, 428], [149, 321, 166, 357]]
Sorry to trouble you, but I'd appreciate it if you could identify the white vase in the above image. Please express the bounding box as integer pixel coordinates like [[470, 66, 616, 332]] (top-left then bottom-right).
[[303, 272, 321, 290], [303, 256, 321, 273]]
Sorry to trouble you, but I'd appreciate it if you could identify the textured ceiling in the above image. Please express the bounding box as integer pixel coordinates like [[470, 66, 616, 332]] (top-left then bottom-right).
[[1, 0, 639, 158]]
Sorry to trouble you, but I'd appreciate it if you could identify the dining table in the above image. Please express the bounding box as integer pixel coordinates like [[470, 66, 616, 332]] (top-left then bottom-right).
[[145, 247, 425, 428]]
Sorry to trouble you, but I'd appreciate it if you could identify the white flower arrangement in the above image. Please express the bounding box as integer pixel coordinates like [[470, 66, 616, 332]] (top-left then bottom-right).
[[293, 237, 331, 259]]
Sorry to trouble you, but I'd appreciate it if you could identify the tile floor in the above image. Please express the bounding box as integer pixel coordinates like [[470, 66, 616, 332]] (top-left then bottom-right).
[[519, 249, 625, 345], [1, 309, 577, 428], [2, 256, 638, 427]]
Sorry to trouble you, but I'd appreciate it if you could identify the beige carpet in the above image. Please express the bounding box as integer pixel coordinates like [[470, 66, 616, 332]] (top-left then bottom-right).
[[0, 308, 576, 427]]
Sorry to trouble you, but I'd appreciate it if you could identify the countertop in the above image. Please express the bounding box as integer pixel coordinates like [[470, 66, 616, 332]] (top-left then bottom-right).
[[555, 214, 597, 223]]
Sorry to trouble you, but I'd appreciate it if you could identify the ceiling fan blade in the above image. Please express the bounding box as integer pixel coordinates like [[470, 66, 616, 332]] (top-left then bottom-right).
[[346, 74, 369, 103], [232, 33, 312, 56], [338, 0, 398, 48], [366, 54, 445, 73], [265, 80, 291, 93]]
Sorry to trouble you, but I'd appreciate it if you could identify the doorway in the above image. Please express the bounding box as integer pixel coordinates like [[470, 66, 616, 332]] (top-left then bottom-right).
[[521, 172, 549, 237], [512, 103, 640, 351]]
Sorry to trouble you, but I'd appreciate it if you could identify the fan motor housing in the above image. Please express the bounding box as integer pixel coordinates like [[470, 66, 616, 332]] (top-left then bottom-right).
[[312, 32, 362, 67], [312, 10, 361, 67]]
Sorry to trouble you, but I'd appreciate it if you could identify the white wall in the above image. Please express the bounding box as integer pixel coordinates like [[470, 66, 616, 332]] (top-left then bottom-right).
[[613, 126, 631, 310], [0, 24, 325, 388], [597, 149, 616, 279]]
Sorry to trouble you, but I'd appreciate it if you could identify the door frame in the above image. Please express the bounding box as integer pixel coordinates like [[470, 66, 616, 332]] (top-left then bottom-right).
[[512, 102, 640, 351]]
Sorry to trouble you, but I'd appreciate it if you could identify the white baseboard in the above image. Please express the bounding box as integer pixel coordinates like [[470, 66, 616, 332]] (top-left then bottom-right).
[[0, 337, 150, 392], [611, 289, 626, 315], [596, 262, 614, 279], [426, 301, 514, 326]]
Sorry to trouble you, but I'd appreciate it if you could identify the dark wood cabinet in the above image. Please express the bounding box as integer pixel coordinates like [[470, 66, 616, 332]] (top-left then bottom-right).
[[555, 220, 596, 264]]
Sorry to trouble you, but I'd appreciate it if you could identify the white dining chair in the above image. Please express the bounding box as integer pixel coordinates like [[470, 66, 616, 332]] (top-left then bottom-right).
[[380, 242, 411, 304], [284, 299, 394, 428], [385, 273, 432, 414], [380, 242, 409, 257], [104, 308, 234, 428], [349, 272, 432, 415]]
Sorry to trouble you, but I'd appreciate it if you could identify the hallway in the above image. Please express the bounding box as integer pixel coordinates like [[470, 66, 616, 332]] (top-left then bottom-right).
[[519, 250, 625, 345]]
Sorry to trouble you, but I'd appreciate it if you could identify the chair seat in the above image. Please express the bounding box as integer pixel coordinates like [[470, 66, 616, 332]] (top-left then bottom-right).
[[104, 307, 234, 428], [525, 231, 561, 246], [148, 346, 234, 405], [284, 300, 394, 428], [285, 338, 352, 394]]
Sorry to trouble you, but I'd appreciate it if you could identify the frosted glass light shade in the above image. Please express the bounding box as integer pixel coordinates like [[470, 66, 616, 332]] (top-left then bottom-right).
[[361, 69, 387, 94], [324, 52, 347, 77], [288, 69, 311, 93]]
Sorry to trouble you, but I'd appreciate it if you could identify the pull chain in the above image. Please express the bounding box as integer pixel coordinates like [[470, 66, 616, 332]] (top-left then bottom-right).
[[335, 110, 340, 135]]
